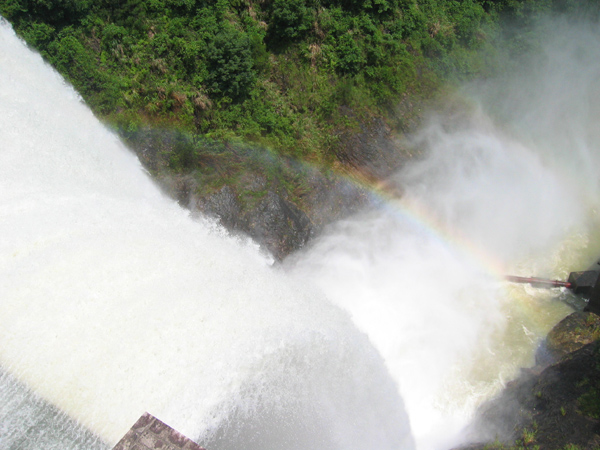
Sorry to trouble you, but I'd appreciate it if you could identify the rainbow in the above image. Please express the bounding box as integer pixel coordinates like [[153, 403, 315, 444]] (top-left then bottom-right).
[[335, 168, 510, 278]]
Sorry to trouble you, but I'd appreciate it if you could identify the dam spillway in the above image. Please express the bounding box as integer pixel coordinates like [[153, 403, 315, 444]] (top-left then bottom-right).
[[0, 18, 412, 450]]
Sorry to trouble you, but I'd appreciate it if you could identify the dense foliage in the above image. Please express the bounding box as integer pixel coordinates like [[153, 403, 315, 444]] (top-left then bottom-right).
[[1, 0, 597, 171]]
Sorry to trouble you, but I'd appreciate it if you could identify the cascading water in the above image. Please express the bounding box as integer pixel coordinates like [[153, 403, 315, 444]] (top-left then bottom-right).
[[0, 19, 412, 450], [2, 13, 600, 450]]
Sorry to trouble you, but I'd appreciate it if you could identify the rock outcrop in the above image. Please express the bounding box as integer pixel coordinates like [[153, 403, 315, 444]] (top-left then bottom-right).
[[239, 190, 313, 261], [336, 115, 405, 180], [157, 165, 374, 261], [121, 116, 404, 261], [536, 311, 600, 366], [127, 135, 390, 260], [458, 311, 600, 450]]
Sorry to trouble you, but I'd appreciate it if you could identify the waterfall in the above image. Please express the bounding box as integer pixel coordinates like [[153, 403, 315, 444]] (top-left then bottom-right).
[[0, 19, 412, 450]]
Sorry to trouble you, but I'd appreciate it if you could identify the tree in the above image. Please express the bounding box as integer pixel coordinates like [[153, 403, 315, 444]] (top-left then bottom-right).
[[0, 0, 91, 27], [266, 0, 313, 44], [205, 26, 257, 101], [335, 33, 364, 74]]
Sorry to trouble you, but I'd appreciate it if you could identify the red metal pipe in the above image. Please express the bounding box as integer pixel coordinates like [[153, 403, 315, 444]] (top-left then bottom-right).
[[505, 275, 572, 289]]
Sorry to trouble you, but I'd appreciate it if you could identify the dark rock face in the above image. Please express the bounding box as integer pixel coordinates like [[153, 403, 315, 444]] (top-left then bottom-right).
[[459, 312, 600, 450], [190, 175, 319, 260], [158, 174, 199, 209], [155, 167, 375, 261], [156, 159, 377, 260], [300, 171, 372, 231], [121, 119, 400, 260], [536, 311, 600, 366], [196, 185, 242, 230], [241, 191, 314, 261], [336, 116, 407, 180]]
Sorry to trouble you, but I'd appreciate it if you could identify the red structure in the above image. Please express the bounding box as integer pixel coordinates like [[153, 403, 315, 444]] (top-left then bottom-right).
[[112, 413, 206, 450], [504, 275, 572, 289], [505, 269, 600, 316]]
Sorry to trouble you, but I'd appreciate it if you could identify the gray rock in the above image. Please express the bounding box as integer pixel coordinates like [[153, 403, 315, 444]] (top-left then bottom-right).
[[460, 341, 600, 450], [242, 191, 313, 261], [239, 173, 267, 193], [301, 171, 372, 231], [158, 174, 198, 209], [113, 412, 205, 450], [195, 185, 241, 229], [336, 114, 407, 179]]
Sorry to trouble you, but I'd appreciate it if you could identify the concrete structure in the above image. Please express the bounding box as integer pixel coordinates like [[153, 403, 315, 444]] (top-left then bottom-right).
[[112, 413, 206, 450], [567, 270, 599, 296]]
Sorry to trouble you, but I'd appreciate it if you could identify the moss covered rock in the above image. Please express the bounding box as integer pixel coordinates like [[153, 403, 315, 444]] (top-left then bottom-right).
[[536, 311, 600, 366]]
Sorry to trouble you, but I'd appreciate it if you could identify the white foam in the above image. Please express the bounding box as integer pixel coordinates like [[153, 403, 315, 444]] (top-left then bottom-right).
[[0, 19, 412, 450]]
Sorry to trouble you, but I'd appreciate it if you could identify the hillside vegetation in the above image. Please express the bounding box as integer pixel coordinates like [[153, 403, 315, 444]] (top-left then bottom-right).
[[1, 0, 585, 171]]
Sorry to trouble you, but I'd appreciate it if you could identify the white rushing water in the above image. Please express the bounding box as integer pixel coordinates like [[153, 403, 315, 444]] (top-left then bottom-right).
[[2, 14, 600, 450], [0, 19, 412, 450]]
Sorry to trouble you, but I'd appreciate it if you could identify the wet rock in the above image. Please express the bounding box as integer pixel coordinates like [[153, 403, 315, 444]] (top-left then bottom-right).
[[174, 166, 374, 260], [536, 311, 600, 366], [158, 174, 198, 209], [301, 170, 372, 231], [238, 173, 267, 193], [461, 341, 600, 450], [122, 126, 190, 173], [336, 116, 405, 179], [119, 116, 405, 260], [195, 185, 241, 230], [113, 412, 206, 450], [241, 190, 313, 261]]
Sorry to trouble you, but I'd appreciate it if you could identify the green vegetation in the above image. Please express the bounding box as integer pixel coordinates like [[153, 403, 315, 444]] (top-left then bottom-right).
[[521, 423, 538, 447], [482, 443, 581, 450], [1, 0, 598, 176], [577, 385, 600, 419], [576, 343, 600, 419], [0, 2, 513, 162]]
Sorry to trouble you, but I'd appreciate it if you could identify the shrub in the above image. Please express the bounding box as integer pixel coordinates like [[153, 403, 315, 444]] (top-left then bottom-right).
[[449, 0, 486, 46], [1, 0, 91, 27], [20, 22, 56, 50], [335, 33, 364, 74], [266, 0, 314, 44], [47, 28, 120, 111], [205, 26, 257, 101], [48, 29, 100, 90]]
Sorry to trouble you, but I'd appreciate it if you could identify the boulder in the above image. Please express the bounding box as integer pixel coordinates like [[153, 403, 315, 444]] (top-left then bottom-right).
[[536, 311, 600, 366], [459, 341, 600, 450]]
